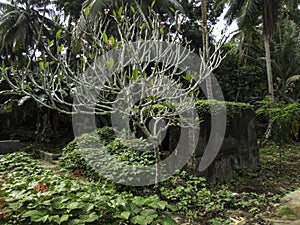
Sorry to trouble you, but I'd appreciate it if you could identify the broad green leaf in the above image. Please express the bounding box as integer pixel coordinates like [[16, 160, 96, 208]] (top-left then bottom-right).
[[40, 215, 49, 223], [48, 39, 54, 47], [120, 211, 131, 220], [22, 210, 46, 222], [68, 201, 83, 210], [57, 45, 64, 54], [60, 214, 70, 223], [67, 219, 85, 225], [39, 61, 45, 71], [157, 201, 167, 210], [151, 0, 156, 9], [158, 217, 177, 225], [132, 68, 139, 81], [166, 203, 179, 211], [118, 7, 123, 16], [140, 209, 157, 217], [85, 6, 90, 16], [130, 215, 147, 225], [48, 215, 60, 223], [56, 29, 62, 39], [132, 196, 147, 206], [79, 212, 99, 222], [85, 203, 95, 211], [102, 32, 108, 43], [130, 5, 135, 13]]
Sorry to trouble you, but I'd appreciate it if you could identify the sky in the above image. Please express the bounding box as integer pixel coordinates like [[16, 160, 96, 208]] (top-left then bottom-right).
[[212, 5, 238, 41]]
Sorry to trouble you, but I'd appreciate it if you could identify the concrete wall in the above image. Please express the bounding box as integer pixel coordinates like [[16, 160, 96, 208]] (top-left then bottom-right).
[[0, 140, 20, 154], [168, 102, 259, 181]]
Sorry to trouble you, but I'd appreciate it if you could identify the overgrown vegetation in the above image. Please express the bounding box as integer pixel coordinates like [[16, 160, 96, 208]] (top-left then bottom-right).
[[0, 152, 177, 225], [1, 143, 299, 224], [0, 0, 300, 224], [59, 127, 156, 181], [256, 100, 300, 143]]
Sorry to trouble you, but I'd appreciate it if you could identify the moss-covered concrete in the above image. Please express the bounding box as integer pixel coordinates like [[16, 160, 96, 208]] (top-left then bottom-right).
[[168, 100, 258, 180], [277, 190, 300, 221]]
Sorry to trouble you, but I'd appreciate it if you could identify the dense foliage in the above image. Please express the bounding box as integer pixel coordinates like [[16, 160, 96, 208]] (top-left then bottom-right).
[[1, 143, 300, 224], [1, 0, 300, 144], [1, 0, 300, 223]]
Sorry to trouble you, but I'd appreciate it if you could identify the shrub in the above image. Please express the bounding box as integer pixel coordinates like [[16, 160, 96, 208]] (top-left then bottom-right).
[[256, 100, 300, 143], [59, 127, 156, 181]]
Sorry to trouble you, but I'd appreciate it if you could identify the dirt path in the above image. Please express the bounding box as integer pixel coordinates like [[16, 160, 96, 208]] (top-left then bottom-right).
[[265, 189, 300, 225]]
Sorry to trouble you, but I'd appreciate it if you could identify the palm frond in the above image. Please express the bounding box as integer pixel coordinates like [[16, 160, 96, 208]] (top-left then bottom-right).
[[287, 75, 300, 84], [0, 2, 16, 12], [165, 0, 185, 13], [0, 10, 20, 25], [238, 0, 260, 29]]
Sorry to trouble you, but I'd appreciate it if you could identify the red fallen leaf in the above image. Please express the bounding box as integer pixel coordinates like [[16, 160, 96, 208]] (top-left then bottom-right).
[[73, 169, 85, 177], [221, 184, 226, 189], [0, 197, 7, 209], [34, 181, 49, 193], [0, 213, 10, 219]]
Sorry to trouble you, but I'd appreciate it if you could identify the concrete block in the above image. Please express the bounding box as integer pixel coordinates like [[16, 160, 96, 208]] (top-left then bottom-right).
[[0, 140, 20, 154]]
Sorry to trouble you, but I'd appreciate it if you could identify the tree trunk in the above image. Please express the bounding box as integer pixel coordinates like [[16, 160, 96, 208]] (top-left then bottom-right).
[[201, 0, 213, 99], [153, 145, 161, 192], [263, 34, 275, 101]]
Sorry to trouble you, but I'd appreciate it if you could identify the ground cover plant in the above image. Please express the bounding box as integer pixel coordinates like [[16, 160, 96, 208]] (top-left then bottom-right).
[[1, 141, 299, 224], [0, 152, 177, 225], [1, 0, 300, 224]]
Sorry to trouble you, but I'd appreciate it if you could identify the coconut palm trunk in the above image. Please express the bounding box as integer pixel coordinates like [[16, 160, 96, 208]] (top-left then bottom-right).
[[201, 0, 213, 99], [262, 0, 278, 101], [263, 34, 275, 100]]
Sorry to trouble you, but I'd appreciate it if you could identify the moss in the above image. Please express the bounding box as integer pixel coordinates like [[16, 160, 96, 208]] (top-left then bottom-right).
[[195, 100, 253, 121], [277, 207, 299, 220]]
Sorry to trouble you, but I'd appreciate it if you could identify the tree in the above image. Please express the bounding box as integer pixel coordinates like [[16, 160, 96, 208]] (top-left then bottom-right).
[[214, 0, 280, 145], [262, 0, 279, 101], [55, 0, 86, 21], [2, 7, 224, 188], [75, 0, 184, 36], [0, 0, 59, 64], [272, 19, 300, 102], [201, 0, 214, 99], [217, 0, 300, 101]]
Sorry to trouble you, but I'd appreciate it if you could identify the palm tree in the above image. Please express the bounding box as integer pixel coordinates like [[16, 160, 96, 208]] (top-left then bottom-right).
[[0, 0, 59, 63], [262, 0, 279, 101], [81, 0, 184, 18], [272, 18, 300, 101], [279, 0, 300, 27], [72, 0, 184, 54], [217, 0, 279, 100], [201, 0, 214, 99], [77, 0, 184, 31]]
